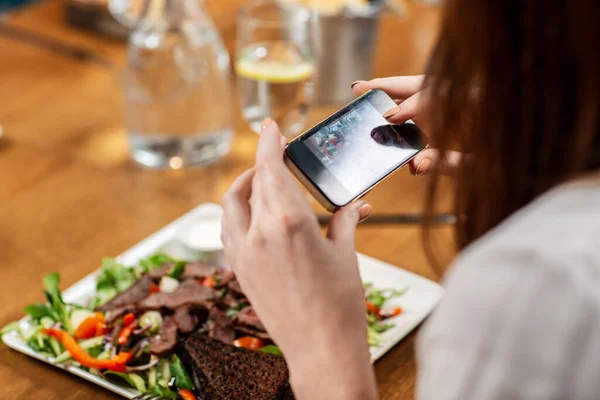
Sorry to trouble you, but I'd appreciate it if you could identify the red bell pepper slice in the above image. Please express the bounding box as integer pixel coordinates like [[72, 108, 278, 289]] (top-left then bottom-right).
[[123, 313, 135, 326], [379, 306, 403, 318], [200, 276, 215, 288], [75, 313, 106, 340], [366, 300, 380, 315], [117, 312, 137, 345], [43, 328, 132, 372], [178, 389, 197, 400], [117, 325, 134, 345]]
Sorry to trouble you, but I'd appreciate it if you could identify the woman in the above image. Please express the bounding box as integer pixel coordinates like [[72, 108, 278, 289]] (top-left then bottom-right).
[[221, 0, 600, 398]]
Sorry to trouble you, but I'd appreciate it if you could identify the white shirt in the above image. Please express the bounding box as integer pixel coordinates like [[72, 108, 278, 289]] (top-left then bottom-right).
[[416, 179, 600, 400]]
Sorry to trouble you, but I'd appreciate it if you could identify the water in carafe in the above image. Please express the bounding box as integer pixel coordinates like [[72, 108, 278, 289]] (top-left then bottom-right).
[[122, 0, 234, 169]]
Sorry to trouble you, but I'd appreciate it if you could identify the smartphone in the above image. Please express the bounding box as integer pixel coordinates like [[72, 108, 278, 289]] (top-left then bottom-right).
[[284, 89, 428, 212]]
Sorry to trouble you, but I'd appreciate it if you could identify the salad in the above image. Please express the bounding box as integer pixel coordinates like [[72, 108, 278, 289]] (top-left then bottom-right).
[[1, 253, 406, 398], [364, 283, 408, 347]]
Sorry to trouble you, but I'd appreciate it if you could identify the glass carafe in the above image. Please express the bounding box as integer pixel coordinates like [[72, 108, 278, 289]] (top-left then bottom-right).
[[112, 0, 234, 169]]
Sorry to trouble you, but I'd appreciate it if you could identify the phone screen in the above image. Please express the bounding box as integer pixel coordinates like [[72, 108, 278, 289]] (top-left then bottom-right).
[[286, 90, 427, 206]]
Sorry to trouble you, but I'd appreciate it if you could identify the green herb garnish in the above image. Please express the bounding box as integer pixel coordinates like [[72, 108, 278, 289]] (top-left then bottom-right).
[[168, 261, 186, 280], [43, 273, 72, 332], [259, 345, 283, 356], [23, 304, 54, 320], [169, 354, 194, 390]]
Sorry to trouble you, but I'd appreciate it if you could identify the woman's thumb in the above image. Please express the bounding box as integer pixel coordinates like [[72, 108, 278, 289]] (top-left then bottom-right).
[[326, 201, 372, 246]]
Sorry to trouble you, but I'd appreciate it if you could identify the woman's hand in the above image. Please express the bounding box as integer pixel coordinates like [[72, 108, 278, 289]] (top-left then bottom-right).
[[221, 119, 378, 400], [352, 75, 463, 176]]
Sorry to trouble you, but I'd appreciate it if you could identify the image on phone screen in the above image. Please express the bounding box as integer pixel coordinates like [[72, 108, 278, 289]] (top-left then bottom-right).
[[286, 90, 427, 206]]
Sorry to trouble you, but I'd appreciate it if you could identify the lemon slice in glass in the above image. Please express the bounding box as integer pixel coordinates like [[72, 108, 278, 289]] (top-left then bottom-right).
[[235, 58, 315, 84]]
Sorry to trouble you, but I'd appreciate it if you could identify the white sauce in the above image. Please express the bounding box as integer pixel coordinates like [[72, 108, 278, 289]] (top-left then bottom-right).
[[177, 203, 225, 251], [180, 218, 223, 250]]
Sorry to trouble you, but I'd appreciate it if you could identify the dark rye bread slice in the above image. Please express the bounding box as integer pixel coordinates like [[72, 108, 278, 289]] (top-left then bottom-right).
[[190, 363, 220, 400], [184, 332, 294, 400], [177, 344, 220, 400]]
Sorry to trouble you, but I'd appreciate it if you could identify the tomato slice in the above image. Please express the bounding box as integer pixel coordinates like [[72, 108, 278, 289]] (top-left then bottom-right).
[[232, 336, 264, 350], [150, 284, 160, 294]]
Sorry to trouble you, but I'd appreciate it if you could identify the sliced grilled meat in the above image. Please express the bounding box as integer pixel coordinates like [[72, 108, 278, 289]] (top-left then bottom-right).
[[208, 307, 235, 344], [183, 262, 218, 280], [148, 263, 174, 280], [214, 268, 235, 287], [227, 278, 244, 296], [216, 292, 248, 311], [97, 275, 152, 312], [139, 280, 214, 311], [233, 306, 266, 332], [175, 305, 209, 334], [104, 304, 137, 324], [149, 315, 178, 356], [234, 325, 271, 340]]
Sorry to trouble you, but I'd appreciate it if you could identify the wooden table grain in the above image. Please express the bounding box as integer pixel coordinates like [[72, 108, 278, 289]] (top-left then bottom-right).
[[0, 1, 453, 399]]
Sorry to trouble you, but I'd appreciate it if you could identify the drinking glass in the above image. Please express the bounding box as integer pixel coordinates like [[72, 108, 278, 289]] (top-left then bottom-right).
[[236, 0, 318, 138]]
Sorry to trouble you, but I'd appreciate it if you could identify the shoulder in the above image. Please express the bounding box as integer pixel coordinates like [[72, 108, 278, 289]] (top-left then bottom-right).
[[416, 181, 600, 400], [447, 179, 600, 293], [430, 179, 600, 333]]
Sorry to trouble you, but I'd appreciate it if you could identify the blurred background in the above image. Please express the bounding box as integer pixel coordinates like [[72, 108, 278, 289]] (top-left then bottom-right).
[[0, 0, 452, 280], [0, 0, 441, 164]]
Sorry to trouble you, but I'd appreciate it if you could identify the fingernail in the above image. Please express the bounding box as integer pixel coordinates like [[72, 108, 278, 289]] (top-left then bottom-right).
[[261, 118, 273, 132], [415, 158, 431, 176], [280, 136, 288, 147], [351, 80, 365, 89], [383, 105, 401, 119], [358, 203, 372, 223]]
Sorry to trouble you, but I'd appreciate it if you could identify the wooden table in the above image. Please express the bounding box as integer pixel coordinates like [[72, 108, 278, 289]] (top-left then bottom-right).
[[0, 1, 452, 399]]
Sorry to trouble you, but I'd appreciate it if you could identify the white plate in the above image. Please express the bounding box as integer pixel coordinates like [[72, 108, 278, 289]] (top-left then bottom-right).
[[3, 203, 444, 398]]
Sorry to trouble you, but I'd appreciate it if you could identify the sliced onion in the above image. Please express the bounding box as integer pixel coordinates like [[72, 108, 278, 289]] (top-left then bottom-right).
[[131, 337, 151, 358], [108, 322, 122, 346], [103, 326, 116, 351], [133, 325, 151, 336], [125, 356, 159, 372]]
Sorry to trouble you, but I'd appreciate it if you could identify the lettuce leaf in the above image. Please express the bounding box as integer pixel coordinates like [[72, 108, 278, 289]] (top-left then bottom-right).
[[43, 273, 72, 332]]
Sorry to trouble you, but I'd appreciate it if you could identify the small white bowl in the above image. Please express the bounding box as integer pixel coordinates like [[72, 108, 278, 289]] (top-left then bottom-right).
[[176, 203, 226, 264]]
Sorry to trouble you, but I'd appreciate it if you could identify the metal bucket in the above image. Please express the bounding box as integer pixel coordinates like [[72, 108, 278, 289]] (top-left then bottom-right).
[[315, 9, 381, 105]]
